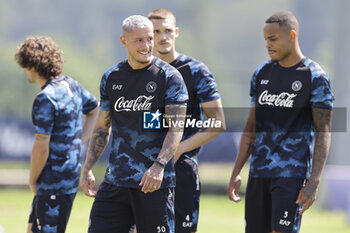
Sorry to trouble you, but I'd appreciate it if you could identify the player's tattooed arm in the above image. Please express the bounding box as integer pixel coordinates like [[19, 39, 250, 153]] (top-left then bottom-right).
[[157, 104, 187, 164], [305, 108, 332, 195], [81, 110, 111, 197], [296, 107, 332, 214], [231, 105, 256, 175], [140, 104, 186, 193], [84, 110, 112, 171], [228, 105, 255, 202]]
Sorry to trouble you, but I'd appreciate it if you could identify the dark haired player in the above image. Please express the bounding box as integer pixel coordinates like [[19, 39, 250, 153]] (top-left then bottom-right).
[[227, 11, 335, 233], [15, 36, 98, 233], [147, 8, 226, 233], [81, 15, 188, 233]]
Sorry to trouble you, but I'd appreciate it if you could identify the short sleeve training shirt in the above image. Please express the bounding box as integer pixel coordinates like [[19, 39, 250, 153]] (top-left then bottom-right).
[[170, 54, 220, 157], [99, 57, 188, 188], [249, 57, 335, 178], [32, 75, 98, 195]]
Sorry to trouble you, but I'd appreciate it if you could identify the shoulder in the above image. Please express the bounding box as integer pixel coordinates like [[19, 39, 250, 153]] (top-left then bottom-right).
[[100, 61, 126, 89], [301, 57, 330, 81], [153, 57, 181, 78], [253, 60, 273, 77], [60, 75, 80, 88], [178, 54, 212, 76], [102, 61, 126, 80], [33, 87, 56, 111], [38, 82, 56, 100], [50, 75, 81, 96]]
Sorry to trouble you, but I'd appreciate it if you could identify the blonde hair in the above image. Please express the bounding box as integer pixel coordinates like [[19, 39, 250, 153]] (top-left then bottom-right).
[[122, 15, 153, 32]]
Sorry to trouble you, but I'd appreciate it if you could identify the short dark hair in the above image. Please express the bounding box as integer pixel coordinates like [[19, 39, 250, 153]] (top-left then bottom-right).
[[148, 8, 176, 25], [14, 36, 64, 79], [265, 11, 299, 32]]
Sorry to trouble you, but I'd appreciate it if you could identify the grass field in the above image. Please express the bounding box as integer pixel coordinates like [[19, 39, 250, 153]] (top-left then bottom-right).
[[0, 189, 349, 233]]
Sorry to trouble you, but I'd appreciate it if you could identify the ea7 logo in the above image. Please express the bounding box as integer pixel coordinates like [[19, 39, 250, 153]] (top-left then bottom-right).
[[261, 79, 269, 85], [279, 219, 291, 226], [182, 222, 193, 228], [112, 84, 123, 90]]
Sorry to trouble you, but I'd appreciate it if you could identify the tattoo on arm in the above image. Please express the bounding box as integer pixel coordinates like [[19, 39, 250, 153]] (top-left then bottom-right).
[[304, 108, 332, 198], [313, 108, 332, 129], [84, 128, 109, 170], [231, 105, 255, 177], [158, 104, 186, 163], [104, 111, 112, 128], [242, 134, 255, 156], [246, 142, 254, 155], [89, 129, 109, 159], [243, 105, 256, 157], [84, 111, 112, 171]]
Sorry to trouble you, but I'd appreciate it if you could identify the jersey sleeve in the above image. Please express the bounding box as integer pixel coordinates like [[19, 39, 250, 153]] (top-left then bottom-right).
[[250, 61, 270, 105], [194, 64, 220, 103], [99, 73, 112, 111], [32, 93, 56, 135], [165, 70, 188, 106], [249, 71, 257, 105], [81, 86, 98, 114], [310, 74, 335, 109]]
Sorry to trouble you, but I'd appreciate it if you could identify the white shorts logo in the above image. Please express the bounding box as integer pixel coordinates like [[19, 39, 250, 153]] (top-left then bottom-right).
[[279, 219, 291, 226], [279, 211, 291, 226], [182, 215, 193, 228]]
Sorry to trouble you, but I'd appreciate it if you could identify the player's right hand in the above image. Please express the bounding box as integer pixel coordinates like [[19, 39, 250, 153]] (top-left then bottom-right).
[[81, 169, 97, 197], [139, 162, 164, 194], [227, 174, 241, 203]]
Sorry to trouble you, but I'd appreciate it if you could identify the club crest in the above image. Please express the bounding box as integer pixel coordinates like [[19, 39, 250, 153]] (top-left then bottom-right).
[[146, 81, 157, 93], [291, 81, 302, 92]]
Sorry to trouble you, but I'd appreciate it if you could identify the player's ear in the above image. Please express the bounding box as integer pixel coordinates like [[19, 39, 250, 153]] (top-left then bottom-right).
[[289, 29, 297, 42], [120, 35, 127, 47], [175, 27, 179, 38]]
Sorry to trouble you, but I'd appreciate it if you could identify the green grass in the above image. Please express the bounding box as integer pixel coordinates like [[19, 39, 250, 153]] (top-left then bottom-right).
[[0, 189, 349, 233]]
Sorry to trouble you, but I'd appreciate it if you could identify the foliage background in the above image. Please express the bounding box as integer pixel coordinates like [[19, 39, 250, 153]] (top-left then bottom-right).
[[0, 1, 350, 231]]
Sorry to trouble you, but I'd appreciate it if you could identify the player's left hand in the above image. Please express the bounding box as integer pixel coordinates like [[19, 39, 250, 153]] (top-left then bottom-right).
[[139, 163, 164, 193], [81, 169, 97, 197], [227, 174, 241, 202], [296, 181, 318, 215]]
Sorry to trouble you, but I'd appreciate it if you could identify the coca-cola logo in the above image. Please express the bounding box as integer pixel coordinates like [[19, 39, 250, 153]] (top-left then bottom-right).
[[114, 95, 154, 112], [258, 90, 297, 108]]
